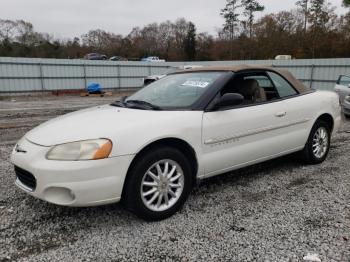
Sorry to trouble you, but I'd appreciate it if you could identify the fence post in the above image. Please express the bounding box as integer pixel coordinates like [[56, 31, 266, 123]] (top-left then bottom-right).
[[117, 64, 121, 89], [39, 62, 44, 92], [148, 65, 152, 76], [310, 64, 315, 89], [83, 63, 87, 89]]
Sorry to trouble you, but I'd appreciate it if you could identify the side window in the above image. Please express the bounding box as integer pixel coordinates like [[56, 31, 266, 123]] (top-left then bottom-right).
[[245, 75, 273, 89], [338, 75, 350, 86], [243, 75, 279, 101], [267, 72, 298, 98], [220, 73, 278, 106]]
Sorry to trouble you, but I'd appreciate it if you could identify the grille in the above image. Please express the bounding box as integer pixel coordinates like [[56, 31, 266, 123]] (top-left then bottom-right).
[[14, 166, 36, 191]]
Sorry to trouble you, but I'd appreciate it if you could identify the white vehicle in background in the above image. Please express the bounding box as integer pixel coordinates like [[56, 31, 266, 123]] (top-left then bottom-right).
[[275, 55, 292, 60], [143, 74, 167, 86], [141, 56, 166, 62], [11, 65, 341, 221], [334, 75, 350, 117], [143, 65, 203, 86]]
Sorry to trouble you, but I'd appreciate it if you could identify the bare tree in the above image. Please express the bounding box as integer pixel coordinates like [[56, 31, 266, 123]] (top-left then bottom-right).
[[15, 20, 35, 45], [172, 18, 190, 60], [157, 21, 174, 59], [0, 19, 17, 41], [196, 32, 214, 60], [81, 29, 122, 55], [2, 11, 350, 61], [140, 23, 160, 55]]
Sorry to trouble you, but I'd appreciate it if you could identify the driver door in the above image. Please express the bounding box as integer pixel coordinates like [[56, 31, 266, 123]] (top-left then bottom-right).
[[201, 72, 289, 177]]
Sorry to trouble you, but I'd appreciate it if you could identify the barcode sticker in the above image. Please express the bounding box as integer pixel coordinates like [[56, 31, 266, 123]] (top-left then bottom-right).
[[181, 81, 210, 88]]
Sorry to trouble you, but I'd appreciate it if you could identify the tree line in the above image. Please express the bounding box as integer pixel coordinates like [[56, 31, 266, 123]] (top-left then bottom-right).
[[0, 0, 350, 61]]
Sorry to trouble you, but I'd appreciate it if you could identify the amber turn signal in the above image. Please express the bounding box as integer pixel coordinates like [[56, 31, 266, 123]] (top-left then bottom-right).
[[93, 140, 113, 160]]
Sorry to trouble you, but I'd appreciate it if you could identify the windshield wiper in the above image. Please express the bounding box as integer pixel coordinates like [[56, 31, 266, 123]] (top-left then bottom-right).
[[111, 96, 127, 108], [125, 100, 162, 110]]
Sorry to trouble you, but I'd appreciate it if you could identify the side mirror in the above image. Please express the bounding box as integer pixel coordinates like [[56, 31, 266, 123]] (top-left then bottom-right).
[[214, 93, 244, 110]]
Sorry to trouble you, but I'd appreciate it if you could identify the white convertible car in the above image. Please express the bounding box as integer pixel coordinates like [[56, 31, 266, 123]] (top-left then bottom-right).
[[11, 65, 341, 221]]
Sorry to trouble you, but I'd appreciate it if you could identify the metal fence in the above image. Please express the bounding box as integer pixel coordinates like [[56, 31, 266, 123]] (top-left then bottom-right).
[[1, 57, 350, 93]]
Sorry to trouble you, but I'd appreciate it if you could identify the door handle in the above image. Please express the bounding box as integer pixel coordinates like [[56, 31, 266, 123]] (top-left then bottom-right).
[[275, 111, 287, 117]]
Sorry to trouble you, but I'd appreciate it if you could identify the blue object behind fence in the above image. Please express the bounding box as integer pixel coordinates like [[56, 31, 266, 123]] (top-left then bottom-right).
[[87, 83, 102, 93]]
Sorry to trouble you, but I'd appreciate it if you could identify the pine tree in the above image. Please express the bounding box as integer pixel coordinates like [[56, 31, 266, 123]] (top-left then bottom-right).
[[184, 22, 196, 61], [308, 0, 335, 57], [296, 0, 309, 33], [220, 0, 241, 59], [308, 0, 330, 29], [241, 0, 265, 38], [344, 0, 350, 7]]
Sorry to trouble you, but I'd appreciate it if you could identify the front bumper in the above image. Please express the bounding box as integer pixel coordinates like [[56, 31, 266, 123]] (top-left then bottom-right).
[[11, 138, 134, 207]]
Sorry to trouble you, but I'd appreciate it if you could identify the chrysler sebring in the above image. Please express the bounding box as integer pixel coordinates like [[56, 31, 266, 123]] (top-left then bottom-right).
[[11, 65, 341, 221]]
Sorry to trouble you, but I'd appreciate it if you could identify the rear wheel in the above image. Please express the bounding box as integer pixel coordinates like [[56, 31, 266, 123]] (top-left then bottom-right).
[[301, 120, 331, 164], [123, 146, 193, 221]]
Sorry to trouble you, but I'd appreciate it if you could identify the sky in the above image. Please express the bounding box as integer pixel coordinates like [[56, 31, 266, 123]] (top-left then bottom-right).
[[0, 0, 347, 39]]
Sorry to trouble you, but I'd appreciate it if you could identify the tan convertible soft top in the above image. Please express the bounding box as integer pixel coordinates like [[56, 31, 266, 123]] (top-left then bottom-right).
[[185, 65, 310, 94]]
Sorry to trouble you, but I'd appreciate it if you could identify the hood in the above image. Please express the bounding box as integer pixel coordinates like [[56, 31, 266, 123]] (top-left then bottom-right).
[[25, 105, 187, 146]]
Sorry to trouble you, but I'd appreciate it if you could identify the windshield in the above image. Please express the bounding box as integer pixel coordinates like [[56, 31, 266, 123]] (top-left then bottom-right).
[[126, 72, 224, 108]]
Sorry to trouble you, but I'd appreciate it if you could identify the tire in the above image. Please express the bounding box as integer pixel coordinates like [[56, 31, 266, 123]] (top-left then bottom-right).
[[300, 120, 331, 164], [123, 146, 193, 221]]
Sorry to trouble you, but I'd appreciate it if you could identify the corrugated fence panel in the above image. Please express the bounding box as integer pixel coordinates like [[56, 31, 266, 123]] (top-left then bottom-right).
[[1, 57, 350, 93]]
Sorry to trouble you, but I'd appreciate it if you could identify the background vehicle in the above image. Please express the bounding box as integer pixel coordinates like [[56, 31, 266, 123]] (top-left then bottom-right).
[[144, 74, 166, 86], [84, 53, 107, 60], [335, 75, 350, 117], [141, 56, 166, 62], [109, 56, 128, 61], [275, 55, 292, 60], [11, 65, 341, 221], [143, 65, 203, 86]]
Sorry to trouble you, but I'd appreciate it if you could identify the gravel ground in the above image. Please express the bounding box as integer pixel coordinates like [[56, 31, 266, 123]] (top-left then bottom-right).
[[0, 95, 349, 262]]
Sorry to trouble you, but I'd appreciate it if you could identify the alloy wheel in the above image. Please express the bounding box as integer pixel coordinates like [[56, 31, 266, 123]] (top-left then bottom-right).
[[312, 127, 329, 159], [140, 159, 184, 212]]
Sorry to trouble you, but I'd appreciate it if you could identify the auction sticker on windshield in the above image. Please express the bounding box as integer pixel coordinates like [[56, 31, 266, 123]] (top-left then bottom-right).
[[181, 80, 210, 88]]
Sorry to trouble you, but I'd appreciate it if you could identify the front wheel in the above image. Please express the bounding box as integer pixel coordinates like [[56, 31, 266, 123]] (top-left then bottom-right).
[[123, 146, 193, 221], [300, 120, 331, 164]]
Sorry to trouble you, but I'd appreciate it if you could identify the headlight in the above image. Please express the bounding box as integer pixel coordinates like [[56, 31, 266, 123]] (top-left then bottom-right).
[[46, 139, 112, 161]]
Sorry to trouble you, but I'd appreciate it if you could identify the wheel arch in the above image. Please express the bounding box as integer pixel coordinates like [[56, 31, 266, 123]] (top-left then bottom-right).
[[315, 113, 334, 133], [121, 137, 199, 200]]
